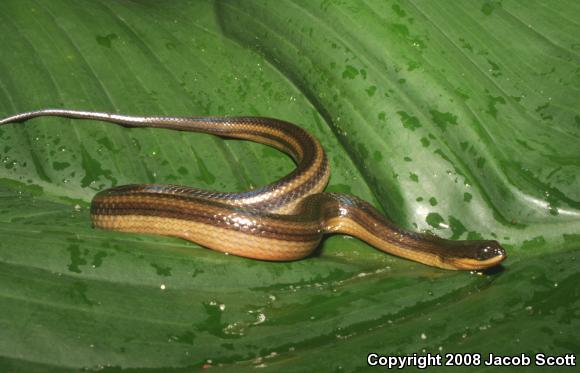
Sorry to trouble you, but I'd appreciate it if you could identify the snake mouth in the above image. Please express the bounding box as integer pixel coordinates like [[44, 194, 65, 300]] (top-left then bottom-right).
[[450, 255, 506, 270]]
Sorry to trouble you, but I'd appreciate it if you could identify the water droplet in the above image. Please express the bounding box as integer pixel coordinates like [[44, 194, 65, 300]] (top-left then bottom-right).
[[254, 313, 266, 325]]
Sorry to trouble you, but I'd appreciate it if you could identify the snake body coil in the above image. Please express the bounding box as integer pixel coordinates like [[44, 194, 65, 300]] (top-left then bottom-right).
[[0, 109, 506, 270]]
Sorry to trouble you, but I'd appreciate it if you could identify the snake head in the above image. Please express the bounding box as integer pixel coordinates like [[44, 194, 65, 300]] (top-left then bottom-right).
[[443, 240, 507, 270], [476, 241, 506, 261]]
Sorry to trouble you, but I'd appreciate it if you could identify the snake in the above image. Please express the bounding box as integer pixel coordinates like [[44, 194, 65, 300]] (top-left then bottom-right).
[[0, 109, 506, 270]]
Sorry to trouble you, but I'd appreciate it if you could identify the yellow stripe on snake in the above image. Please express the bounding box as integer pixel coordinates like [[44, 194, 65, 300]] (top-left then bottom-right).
[[0, 109, 506, 270]]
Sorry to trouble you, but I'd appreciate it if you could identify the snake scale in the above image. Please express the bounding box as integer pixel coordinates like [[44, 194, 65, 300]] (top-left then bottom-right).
[[0, 109, 506, 270]]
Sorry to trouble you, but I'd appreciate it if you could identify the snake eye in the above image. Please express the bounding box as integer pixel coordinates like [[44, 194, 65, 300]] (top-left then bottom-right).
[[477, 241, 506, 261]]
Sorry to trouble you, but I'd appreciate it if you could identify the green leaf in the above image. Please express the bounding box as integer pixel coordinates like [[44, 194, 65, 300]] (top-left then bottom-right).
[[0, 0, 578, 371]]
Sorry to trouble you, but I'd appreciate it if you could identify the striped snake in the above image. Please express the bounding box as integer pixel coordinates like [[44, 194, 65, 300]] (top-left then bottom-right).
[[0, 109, 506, 270]]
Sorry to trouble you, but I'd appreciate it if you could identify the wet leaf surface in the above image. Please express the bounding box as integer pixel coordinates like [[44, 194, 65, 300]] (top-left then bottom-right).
[[0, 0, 578, 371]]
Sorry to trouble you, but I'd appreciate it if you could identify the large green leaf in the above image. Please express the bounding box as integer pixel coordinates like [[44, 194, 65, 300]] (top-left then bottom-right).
[[0, 0, 578, 371]]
